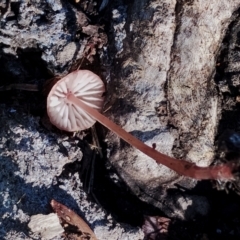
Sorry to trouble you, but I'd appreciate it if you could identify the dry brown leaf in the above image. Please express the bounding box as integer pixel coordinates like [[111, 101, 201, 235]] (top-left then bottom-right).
[[142, 216, 170, 240], [51, 199, 97, 240]]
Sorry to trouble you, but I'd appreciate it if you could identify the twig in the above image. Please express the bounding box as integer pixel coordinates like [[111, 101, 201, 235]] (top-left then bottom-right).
[[0, 84, 39, 92], [90, 126, 103, 158]]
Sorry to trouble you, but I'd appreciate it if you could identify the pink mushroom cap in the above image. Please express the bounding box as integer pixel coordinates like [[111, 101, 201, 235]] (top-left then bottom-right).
[[47, 70, 105, 132]]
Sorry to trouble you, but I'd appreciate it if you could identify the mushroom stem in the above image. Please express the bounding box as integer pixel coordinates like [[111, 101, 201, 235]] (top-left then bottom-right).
[[68, 93, 236, 180]]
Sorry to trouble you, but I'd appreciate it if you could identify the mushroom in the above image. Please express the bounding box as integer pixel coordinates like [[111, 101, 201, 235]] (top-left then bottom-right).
[[47, 70, 237, 180], [47, 70, 105, 132]]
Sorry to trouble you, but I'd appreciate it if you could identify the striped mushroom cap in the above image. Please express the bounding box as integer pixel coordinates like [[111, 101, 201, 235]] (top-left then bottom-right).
[[47, 70, 105, 132]]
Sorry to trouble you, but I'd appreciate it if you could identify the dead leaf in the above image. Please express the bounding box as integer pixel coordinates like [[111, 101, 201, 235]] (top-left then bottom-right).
[[142, 216, 170, 240], [51, 199, 97, 240]]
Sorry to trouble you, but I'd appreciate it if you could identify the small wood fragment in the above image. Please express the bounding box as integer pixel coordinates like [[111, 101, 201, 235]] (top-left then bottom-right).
[[28, 213, 64, 240]]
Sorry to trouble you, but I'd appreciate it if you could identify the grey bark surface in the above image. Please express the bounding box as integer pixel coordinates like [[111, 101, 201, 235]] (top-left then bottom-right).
[[1, 0, 240, 239], [107, 0, 240, 217], [0, 1, 144, 239]]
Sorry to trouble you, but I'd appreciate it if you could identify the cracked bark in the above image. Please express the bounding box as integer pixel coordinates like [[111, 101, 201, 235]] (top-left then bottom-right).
[[106, 0, 240, 218]]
